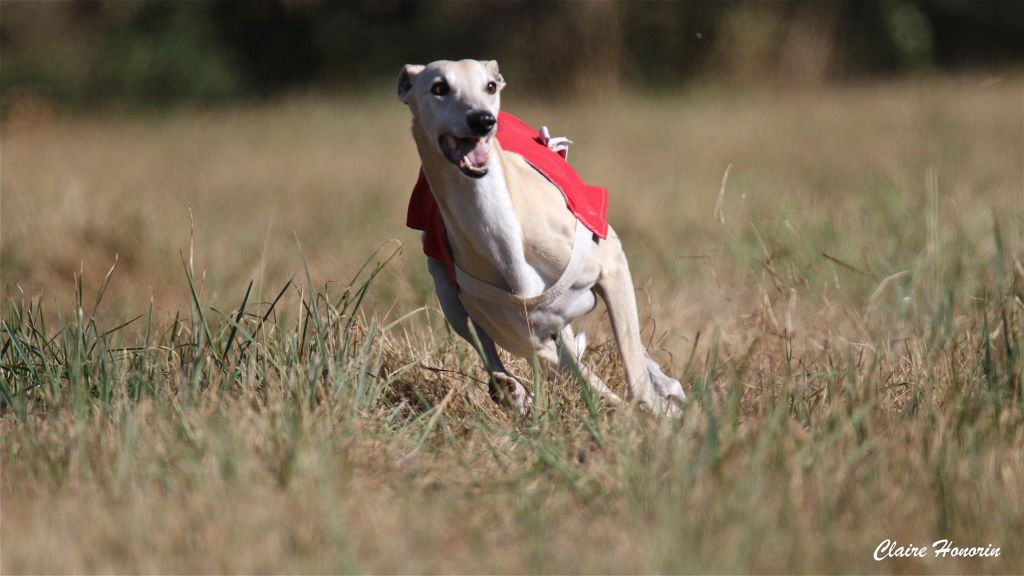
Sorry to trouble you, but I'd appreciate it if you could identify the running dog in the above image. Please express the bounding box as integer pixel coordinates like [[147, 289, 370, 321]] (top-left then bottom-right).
[[399, 59, 685, 415]]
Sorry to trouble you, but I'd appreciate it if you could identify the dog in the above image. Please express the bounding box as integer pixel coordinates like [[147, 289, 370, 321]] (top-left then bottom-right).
[[399, 59, 685, 415]]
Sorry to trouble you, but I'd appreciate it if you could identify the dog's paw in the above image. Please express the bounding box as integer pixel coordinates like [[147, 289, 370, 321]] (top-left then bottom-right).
[[490, 371, 532, 415], [644, 356, 687, 417], [645, 357, 686, 398], [637, 394, 684, 418]]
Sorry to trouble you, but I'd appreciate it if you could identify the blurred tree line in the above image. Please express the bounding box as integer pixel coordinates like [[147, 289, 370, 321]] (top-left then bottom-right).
[[2, 0, 1023, 112]]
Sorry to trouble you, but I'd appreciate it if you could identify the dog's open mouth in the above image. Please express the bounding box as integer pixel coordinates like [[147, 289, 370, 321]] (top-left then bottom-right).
[[439, 134, 491, 178]]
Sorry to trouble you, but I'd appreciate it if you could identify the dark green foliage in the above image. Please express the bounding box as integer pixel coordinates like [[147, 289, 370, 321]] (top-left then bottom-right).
[[2, 1, 1023, 112]]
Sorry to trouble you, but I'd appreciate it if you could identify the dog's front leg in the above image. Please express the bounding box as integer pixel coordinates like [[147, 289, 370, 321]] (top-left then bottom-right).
[[426, 257, 530, 411], [594, 248, 676, 415]]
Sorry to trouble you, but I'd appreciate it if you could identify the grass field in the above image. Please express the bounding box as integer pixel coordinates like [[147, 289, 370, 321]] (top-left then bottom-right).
[[2, 75, 1024, 573]]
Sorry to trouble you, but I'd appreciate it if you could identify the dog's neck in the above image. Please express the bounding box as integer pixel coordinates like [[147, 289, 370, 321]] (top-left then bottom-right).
[[412, 122, 547, 296]]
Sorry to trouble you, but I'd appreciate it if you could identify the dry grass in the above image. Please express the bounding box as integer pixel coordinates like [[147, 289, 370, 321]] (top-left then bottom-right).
[[2, 74, 1024, 573]]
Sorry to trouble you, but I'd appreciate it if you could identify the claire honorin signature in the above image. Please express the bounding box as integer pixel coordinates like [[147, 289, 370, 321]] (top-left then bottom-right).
[[874, 539, 1001, 561]]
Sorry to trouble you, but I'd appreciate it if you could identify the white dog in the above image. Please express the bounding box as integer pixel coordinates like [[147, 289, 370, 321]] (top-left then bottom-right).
[[399, 59, 685, 415]]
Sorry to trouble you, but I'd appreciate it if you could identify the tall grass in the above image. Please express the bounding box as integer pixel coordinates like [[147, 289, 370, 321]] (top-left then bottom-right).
[[4, 225, 1022, 573], [3, 77, 1023, 572]]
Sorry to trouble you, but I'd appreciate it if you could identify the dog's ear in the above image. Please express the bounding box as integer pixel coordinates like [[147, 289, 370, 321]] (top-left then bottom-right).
[[397, 64, 424, 104], [483, 60, 505, 92]]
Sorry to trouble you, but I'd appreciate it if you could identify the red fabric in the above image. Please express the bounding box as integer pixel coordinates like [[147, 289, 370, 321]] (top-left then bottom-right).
[[406, 112, 609, 288]]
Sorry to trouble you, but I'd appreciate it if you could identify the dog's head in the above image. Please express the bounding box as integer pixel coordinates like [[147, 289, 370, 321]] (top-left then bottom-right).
[[398, 59, 506, 179]]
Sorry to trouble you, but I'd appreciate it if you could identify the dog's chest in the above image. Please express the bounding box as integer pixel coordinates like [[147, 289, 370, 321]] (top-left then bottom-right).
[[452, 214, 601, 357]]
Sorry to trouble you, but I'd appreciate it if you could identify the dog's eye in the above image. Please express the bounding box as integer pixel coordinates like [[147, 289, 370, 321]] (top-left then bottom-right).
[[486, 81, 498, 95], [431, 80, 450, 97]]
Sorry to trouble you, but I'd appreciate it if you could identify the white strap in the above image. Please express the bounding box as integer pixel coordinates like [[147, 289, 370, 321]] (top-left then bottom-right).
[[539, 126, 573, 160], [455, 220, 593, 310]]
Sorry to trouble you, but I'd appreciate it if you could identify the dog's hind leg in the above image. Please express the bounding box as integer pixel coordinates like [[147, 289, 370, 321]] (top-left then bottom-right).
[[532, 326, 624, 406], [427, 257, 530, 411]]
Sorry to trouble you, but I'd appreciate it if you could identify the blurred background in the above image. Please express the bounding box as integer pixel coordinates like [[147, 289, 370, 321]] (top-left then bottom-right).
[[1, 0, 1023, 324], [4, 0, 1024, 114]]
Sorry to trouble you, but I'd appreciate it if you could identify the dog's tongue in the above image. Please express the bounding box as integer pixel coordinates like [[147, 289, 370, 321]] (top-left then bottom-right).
[[442, 134, 491, 171], [464, 139, 490, 167]]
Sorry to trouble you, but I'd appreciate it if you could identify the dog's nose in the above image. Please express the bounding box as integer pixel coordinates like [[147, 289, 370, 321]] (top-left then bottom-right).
[[467, 111, 497, 135]]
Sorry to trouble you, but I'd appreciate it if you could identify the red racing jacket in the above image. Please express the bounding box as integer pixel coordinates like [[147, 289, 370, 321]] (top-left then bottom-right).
[[406, 112, 609, 288]]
